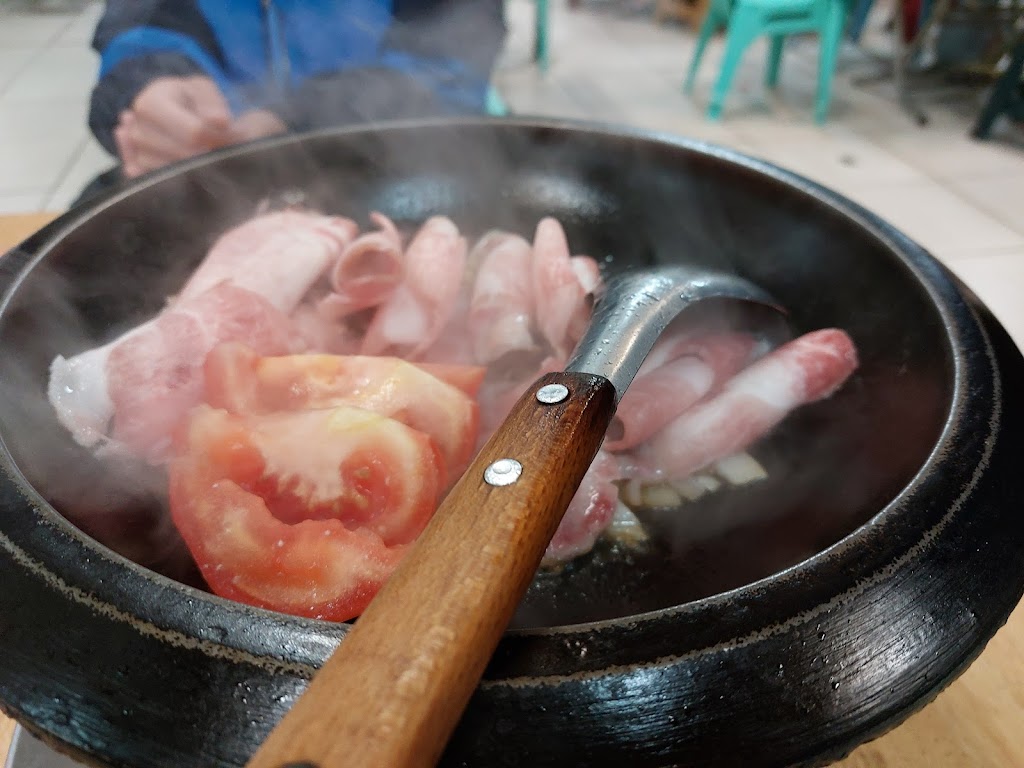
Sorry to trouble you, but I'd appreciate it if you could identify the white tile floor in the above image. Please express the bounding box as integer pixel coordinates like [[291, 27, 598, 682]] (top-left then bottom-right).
[[0, 1, 106, 212], [0, 0, 1022, 343]]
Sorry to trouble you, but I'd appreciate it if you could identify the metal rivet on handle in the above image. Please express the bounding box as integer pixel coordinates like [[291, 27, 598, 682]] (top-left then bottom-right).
[[536, 384, 569, 404], [484, 458, 523, 486]]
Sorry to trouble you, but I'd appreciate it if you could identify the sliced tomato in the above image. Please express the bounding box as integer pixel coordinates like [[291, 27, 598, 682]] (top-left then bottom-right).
[[169, 404, 443, 621], [204, 343, 482, 486]]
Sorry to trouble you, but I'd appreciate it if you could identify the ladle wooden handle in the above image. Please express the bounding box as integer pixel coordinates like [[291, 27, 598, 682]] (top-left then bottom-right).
[[246, 371, 617, 768]]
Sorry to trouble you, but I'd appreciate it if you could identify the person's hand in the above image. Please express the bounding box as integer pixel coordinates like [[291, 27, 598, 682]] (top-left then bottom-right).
[[115, 76, 233, 178], [229, 109, 288, 142]]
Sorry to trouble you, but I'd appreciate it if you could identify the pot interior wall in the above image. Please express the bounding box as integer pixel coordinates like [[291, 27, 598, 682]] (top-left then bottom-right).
[[0, 123, 954, 628]]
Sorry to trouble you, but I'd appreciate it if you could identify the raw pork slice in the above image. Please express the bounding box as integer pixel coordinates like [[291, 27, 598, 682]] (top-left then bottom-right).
[[324, 211, 404, 316], [604, 332, 757, 452], [50, 209, 354, 447], [415, 231, 508, 367], [531, 218, 586, 359], [361, 216, 468, 359], [179, 209, 357, 313], [468, 231, 536, 364], [105, 282, 296, 462], [48, 324, 149, 449], [545, 451, 621, 563], [630, 329, 858, 480]]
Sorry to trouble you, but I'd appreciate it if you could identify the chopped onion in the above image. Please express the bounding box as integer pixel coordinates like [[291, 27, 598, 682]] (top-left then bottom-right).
[[615, 453, 768, 514], [695, 474, 722, 493], [671, 476, 710, 501], [641, 482, 682, 508], [670, 473, 722, 501], [713, 452, 768, 486], [618, 478, 645, 508], [606, 501, 649, 546]]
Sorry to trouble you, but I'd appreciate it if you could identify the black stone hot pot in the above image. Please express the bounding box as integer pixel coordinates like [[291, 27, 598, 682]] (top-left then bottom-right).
[[0, 118, 1022, 768]]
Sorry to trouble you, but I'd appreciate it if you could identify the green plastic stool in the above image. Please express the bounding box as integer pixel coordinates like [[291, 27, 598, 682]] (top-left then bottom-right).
[[683, 0, 850, 123], [486, 0, 551, 118], [534, 0, 550, 72], [485, 86, 509, 117]]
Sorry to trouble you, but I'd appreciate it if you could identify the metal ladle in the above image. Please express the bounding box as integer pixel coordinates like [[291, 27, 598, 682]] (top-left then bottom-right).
[[246, 266, 782, 768]]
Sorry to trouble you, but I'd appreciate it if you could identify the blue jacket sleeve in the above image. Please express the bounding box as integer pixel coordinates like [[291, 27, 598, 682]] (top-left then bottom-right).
[[269, 0, 506, 132], [87, 0, 225, 155]]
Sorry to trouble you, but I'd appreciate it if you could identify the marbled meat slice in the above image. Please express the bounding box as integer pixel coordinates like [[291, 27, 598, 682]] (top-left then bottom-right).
[[179, 209, 357, 313], [545, 451, 622, 563], [324, 211, 404, 317], [106, 282, 296, 463], [361, 216, 467, 359], [468, 231, 537, 365], [604, 332, 758, 452], [629, 329, 859, 480]]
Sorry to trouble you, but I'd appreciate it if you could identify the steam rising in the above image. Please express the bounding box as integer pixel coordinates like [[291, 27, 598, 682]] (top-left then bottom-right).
[[0, 257, 192, 581], [0, 122, 951, 628]]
